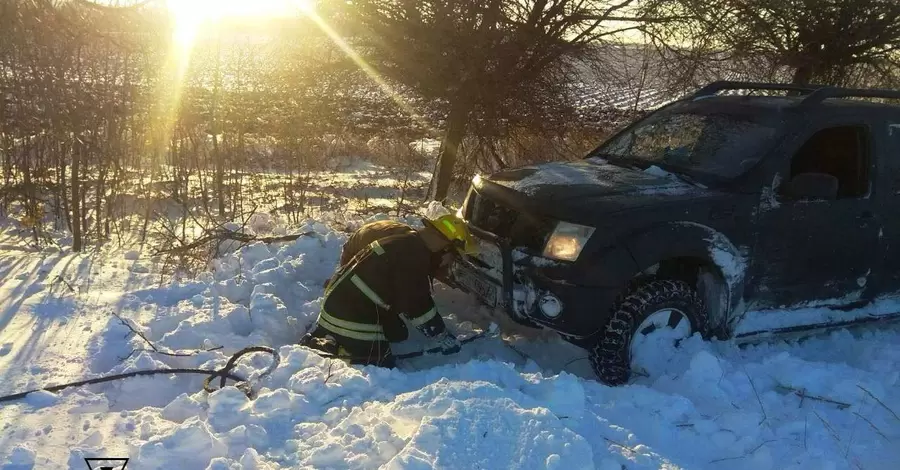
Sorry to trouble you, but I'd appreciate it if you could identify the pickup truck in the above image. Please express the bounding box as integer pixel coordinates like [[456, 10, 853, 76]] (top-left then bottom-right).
[[449, 81, 900, 385]]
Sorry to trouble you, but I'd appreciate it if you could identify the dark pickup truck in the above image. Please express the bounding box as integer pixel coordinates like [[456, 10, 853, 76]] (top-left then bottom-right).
[[449, 81, 900, 385]]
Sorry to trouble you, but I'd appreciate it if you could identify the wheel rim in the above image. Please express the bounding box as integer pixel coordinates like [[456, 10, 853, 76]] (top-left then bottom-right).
[[629, 308, 693, 377]]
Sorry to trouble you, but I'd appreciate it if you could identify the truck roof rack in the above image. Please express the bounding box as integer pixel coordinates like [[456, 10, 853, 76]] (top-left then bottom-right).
[[691, 80, 900, 107], [799, 87, 900, 106], [691, 81, 825, 99]]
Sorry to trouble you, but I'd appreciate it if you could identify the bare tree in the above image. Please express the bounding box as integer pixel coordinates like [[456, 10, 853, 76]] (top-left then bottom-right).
[[645, 0, 900, 87], [332, 0, 655, 201]]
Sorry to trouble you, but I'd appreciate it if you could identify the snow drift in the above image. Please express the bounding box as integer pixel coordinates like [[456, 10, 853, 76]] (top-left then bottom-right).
[[1, 214, 899, 469]]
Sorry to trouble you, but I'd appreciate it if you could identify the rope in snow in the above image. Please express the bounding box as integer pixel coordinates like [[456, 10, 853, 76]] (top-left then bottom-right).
[[0, 346, 280, 406], [0, 326, 500, 406]]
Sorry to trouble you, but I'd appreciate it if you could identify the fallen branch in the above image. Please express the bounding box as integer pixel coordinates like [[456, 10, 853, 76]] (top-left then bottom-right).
[[776, 386, 851, 410], [155, 229, 316, 256], [118, 346, 225, 362], [110, 310, 223, 361]]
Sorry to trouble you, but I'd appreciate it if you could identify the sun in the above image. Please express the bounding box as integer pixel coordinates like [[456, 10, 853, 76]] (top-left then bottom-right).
[[166, 0, 315, 44]]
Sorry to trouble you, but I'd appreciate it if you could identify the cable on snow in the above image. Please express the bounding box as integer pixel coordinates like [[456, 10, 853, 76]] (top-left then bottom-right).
[[0, 325, 499, 406]]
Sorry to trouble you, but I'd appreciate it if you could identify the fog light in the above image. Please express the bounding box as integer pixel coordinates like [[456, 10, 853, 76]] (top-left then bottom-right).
[[538, 294, 562, 318]]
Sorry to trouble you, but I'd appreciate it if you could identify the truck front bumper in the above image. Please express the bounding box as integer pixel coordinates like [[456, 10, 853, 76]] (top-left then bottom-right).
[[449, 225, 620, 340]]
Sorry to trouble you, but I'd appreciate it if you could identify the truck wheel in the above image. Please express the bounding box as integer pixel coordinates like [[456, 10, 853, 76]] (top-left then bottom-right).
[[590, 280, 707, 386]]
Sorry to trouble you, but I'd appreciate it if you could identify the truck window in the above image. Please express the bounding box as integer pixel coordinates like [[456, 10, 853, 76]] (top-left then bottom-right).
[[788, 125, 870, 198]]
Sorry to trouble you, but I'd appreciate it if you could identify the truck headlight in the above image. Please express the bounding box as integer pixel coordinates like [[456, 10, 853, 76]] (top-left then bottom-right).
[[542, 221, 595, 262]]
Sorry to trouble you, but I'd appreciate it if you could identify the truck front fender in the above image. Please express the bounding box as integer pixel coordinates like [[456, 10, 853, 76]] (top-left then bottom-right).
[[622, 221, 749, 332]]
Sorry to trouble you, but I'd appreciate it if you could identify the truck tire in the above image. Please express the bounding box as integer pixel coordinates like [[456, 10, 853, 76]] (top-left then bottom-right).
[[590, 279, 708, 385]]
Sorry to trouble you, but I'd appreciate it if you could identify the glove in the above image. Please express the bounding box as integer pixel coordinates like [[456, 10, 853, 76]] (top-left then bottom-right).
[[434, 330, 462, 355]]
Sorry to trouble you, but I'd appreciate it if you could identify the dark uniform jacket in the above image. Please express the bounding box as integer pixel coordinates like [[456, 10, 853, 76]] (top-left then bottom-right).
[[339, 220, 414, 266], [319, 230, 447, 343]]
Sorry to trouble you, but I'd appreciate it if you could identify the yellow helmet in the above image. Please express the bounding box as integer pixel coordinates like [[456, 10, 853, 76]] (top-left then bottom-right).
[[425, 214, 478, 255]]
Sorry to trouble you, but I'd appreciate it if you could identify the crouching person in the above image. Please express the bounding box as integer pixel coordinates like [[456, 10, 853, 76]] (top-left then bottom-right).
[[303, 214, 477, 367]]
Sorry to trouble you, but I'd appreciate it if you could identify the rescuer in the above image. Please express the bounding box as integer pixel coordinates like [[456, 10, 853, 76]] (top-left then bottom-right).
[[305, 214, 478, 367]]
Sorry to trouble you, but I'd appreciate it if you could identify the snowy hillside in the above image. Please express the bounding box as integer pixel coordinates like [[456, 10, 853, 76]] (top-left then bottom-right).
[[1, 213, 900, 470]]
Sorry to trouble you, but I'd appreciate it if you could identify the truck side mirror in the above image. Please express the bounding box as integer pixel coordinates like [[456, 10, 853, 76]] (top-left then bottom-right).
[[782, 172, 839, 201]]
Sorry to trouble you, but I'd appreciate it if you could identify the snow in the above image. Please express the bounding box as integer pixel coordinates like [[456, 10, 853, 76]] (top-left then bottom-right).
[[643, 165, 672, 178], [3, 445, 35, 470], [734, 295, 900, 339], [489, 161, 617, 195], [2, 214, 900, 470]]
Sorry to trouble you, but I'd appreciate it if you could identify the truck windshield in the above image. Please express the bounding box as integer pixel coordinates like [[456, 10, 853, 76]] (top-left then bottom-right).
[[592, 110, 780, 180]]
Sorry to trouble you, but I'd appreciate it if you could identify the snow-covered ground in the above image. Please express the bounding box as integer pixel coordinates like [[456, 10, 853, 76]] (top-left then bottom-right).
[[1, 210, 900, 470]]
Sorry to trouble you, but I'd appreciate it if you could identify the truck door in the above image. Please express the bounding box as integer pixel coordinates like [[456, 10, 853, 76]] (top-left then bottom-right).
[[874, 121, 900, 294], [748, 121, 882, 310]]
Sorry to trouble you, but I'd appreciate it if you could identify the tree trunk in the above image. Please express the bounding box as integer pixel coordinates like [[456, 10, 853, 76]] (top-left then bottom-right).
[[214, 133, 224, 216], [429, 96, 472, 201], [792, 60, 815, 85], [72, 141, 82, 252]]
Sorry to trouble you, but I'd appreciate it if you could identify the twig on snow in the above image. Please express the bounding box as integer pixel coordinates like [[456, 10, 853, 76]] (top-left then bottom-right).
[[804, 414, 808, 451], [813, 410, 843, 446], [111, 310, 158, 353], [603, 437, 637, 456], [776, 386, 852, 410], [744, 369, 768, 425], [857, 385, 900, 423], [709, 440, 776, 464], [852, 411, 890, 443], [846, 407, 862, 458], [118, 346, 225, 362], [54, 275, 76, 293], [110, 310, 222, 361], [324, 360, 336, 384], [814, 410, 869, 470]]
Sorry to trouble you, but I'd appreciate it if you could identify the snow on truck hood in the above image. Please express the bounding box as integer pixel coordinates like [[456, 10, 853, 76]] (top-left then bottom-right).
[[485, 158, 699, 200]]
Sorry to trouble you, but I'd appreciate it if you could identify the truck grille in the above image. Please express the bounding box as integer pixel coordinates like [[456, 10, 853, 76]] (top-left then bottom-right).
[[465, 189, 554, 252]]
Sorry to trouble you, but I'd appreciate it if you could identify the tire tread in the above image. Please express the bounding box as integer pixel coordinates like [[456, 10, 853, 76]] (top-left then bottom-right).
[[590, 279, 708, 385]]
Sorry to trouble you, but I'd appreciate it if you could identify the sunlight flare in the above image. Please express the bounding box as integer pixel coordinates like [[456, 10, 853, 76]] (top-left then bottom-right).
[[158, 0, 317, 166], [302, 10, 432, 132]]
